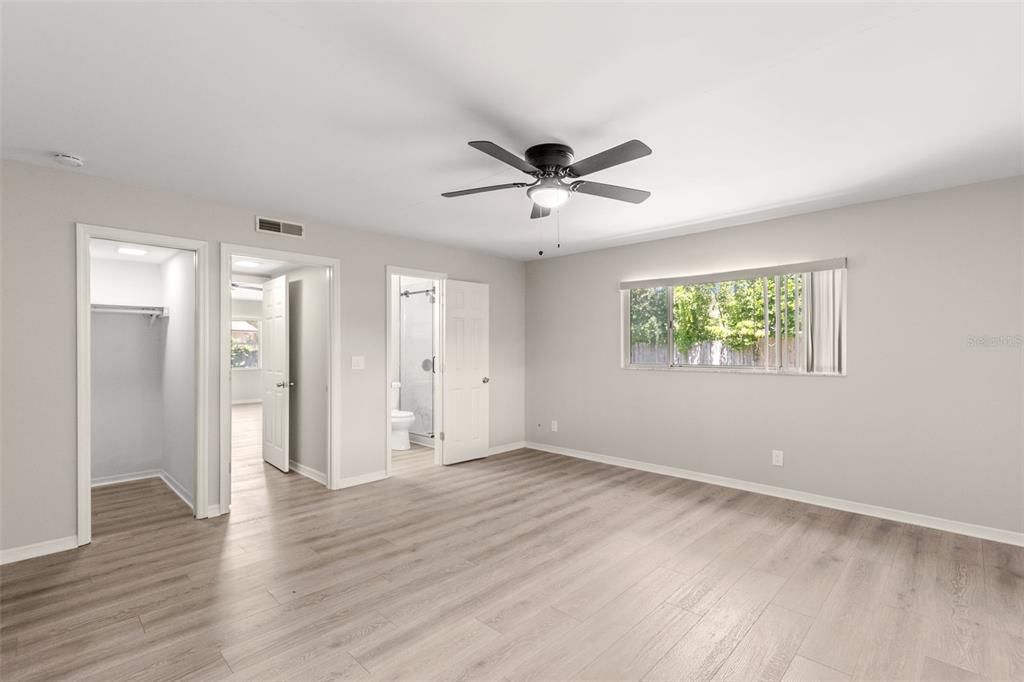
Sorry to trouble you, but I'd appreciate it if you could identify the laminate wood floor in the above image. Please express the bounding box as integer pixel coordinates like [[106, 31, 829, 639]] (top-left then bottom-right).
[[1, 404, 1021, 681]]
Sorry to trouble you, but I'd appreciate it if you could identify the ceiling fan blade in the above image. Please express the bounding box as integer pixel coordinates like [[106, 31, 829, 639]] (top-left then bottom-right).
[[530, 203, 551, 219], [572, 180, 651, 204], [441, 182, 528, 198], [468, 141, 536, 173], [566, 139, 652, 177]]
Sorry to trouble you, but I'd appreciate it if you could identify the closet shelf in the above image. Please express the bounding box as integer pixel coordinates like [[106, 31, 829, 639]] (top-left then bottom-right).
[[91, 304, 168, 326]]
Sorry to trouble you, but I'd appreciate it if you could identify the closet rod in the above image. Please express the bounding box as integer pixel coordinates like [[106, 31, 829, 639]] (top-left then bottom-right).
[[91, 304, 168, 326]]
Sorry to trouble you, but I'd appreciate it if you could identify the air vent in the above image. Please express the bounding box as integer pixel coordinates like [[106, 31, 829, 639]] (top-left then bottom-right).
[[256, 216, 304, 238]]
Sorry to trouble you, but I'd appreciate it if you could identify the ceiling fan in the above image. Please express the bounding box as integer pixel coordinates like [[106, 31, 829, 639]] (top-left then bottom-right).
[[442, 140, 652, 219]]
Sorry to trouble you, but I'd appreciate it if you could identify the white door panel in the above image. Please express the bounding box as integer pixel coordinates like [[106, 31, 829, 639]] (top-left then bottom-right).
[[442, 280, 489, 465], [262, 275, 289, 472]]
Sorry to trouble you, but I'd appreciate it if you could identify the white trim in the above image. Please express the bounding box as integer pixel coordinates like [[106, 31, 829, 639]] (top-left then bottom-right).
[[338, 470, 388, 489], [91, 469, 193, 510], [0, 536, 79, 566], [92, 470, 163, 487], [231, 399, 263, 405], [619, 257, 848, 290], [206, 504, 221, 517], [386, 266, 447, 475], [220, 244, 343, 514], [487, 441, 526, 456], [524, 442, 1024, 548], [289, 460, 327, 485], [76, 223, 210, 547], [160, 470, 194, 509], [409, 434, 434, 447]]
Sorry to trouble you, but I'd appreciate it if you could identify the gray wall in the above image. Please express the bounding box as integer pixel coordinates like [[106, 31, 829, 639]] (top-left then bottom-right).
[[90, 313, 165, 479], [0, 159, 526, 550], [525, 177, 1024, 534], [160, 251, 196, 502], [288, 267, 329, 476], [91, 259, 165, 307]]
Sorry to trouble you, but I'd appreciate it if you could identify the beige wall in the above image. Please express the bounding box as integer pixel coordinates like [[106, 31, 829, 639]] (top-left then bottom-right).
[[1, 160, 526, 550], [525, 177, 1024, 534]]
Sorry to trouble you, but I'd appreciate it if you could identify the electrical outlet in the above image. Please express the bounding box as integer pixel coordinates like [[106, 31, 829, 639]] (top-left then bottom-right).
[[551, 420, 558, 432], [772, 450, 784, 466]]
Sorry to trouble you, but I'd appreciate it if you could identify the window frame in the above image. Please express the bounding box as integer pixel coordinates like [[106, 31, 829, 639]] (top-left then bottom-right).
[[230, 316, 262, 371], [621, 261, 846, 377]]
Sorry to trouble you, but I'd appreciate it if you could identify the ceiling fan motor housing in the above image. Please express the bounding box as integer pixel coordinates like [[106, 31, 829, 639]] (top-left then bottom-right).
[[525, 143, 574, 172]]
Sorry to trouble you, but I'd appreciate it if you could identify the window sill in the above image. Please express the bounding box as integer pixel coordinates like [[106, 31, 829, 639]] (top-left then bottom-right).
[[623, 364, 844, 377]]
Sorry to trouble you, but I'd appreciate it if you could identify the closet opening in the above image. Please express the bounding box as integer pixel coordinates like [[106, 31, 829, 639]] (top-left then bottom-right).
[[80, 232, 205, 544]]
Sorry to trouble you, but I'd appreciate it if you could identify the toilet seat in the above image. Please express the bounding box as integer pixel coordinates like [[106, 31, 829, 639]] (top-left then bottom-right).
[[391, 409, 414, 420]]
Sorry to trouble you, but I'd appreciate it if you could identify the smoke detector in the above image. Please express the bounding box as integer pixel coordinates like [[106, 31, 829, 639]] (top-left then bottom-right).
[[54, 153, 84, 168]]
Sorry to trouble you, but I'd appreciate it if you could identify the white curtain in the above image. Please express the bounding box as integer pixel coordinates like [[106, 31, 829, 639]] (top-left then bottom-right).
[[804, 269, 846, 374]]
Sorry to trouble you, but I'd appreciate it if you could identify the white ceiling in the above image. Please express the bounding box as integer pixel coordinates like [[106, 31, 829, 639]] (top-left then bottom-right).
[[90, 238, 181, 265], [4, 3, 1021, 260]]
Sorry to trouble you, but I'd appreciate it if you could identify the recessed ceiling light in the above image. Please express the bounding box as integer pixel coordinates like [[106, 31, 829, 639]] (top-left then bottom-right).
[[117, 246, 148, 256], [54, 153, 85, 168], [236, 260, 262, 268]]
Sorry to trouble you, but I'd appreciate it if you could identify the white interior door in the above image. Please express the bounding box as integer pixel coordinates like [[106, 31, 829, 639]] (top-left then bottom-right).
[[442, 280, 489, 465], [262, 275, 289, 472]]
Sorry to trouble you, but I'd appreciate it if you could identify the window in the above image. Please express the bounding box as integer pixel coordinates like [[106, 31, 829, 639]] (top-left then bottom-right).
[[623, 259, 846, 375], [231, 319, 260, 369]]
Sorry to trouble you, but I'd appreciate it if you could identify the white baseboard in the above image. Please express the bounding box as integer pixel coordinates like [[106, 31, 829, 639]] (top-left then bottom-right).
[[487, 441, 526, 456], [410, 434, 434, 447], [158, 470, 194, 510], [92, 469, 193, 511], [525, 441, 1024, 548], [91, 470, 163, 487], [289, 460, 327, 486], [335, 469, 388, 489], [0, 535, 78, 565], [206, 504, 222, 518], [231, 399, 262, 405]]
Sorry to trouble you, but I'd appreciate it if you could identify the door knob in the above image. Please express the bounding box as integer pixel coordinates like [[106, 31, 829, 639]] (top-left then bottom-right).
[[276, 381, 295, 388], [482, 377, 490, 384]]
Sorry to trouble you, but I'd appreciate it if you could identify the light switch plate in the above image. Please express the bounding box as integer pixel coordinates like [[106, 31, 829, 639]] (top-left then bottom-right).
[[351, 355, 365, 370]]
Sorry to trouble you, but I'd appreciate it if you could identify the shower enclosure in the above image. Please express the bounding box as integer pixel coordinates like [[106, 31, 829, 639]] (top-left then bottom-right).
[[398, 276, 436, 441]]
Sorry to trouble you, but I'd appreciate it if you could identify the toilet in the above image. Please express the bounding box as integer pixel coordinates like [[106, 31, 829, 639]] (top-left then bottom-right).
[[390, 382, 416, 450]]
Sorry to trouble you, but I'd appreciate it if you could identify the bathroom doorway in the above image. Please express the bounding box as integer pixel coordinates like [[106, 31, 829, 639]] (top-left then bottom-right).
[[388, 269, 443, 473], [386, 267, 491, 473]]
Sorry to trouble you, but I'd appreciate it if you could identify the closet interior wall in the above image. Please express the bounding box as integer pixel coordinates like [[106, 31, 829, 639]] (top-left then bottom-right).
[[90, 248, 196, 508]]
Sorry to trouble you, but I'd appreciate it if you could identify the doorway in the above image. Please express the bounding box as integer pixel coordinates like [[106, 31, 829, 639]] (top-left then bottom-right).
[[75, 224, 210, 546], [390, 273, 442, 473], [219, 244, 342, 514], [386, 268, 491, 474]]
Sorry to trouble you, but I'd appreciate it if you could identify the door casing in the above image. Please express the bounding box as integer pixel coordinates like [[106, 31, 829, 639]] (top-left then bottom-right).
[[75, 223, 211, 545], [219, 244, 343, 514]]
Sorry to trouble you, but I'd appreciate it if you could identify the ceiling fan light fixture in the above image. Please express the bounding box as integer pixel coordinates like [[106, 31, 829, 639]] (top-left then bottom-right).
[[527, 178, 570, 209]]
